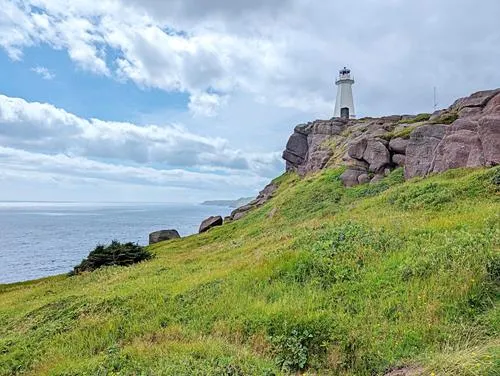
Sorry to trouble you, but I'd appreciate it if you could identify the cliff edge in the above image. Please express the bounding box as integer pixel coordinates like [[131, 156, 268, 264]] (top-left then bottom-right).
[[283, 89, 500, 186], [225, 89, 500, 222]]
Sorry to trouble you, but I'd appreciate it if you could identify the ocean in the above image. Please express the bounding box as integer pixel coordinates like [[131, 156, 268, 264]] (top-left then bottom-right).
[[0, 202, 232, 284]]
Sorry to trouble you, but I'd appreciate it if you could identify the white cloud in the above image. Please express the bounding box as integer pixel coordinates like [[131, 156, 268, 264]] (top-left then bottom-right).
[[30, 66, 55, 79], [0, 94, 282, 181], [1, 0, 500, 201], [0, 147, 268, 202], [0, 146, 266, 188], [188, 92, 228, 117], [2, 0, 498, 117]]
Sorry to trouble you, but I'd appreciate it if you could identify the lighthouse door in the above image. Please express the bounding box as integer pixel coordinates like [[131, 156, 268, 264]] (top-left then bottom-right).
[[341, 107, 350, 119]]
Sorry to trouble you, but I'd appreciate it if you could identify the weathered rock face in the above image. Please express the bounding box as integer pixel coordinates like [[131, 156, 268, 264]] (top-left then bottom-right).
[[404, 124, 447, 179], [149, 229, 180, 245], [282, 119, 348, 175], [363, 139, 391, 172], [282, 88, 500, 186], [388, 138, 408, 154], [199, 216, 223, 233], [282, 131, 308, 169]]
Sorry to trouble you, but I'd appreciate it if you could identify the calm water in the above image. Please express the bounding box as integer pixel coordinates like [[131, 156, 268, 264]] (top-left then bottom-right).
[[0, 202, 231, 284]]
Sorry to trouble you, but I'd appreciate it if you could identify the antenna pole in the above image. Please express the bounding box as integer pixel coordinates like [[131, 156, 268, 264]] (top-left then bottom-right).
[[433, 87, 438, 111]]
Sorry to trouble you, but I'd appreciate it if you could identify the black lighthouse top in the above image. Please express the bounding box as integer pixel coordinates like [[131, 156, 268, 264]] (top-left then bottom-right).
[[340, 67, 350, 75]]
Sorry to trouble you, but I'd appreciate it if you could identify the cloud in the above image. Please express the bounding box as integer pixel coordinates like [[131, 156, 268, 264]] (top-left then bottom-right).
[[0, 94, 282, 176], [188, 92, 228, 117], [0, 146, 271, 202], [0, 146, 265, 189], [31, 66, 55, 79], [0, 93, 281, 201], [125, 0, 294, 21], [1, 0, 500, 202], [2, 0, 499, 118]]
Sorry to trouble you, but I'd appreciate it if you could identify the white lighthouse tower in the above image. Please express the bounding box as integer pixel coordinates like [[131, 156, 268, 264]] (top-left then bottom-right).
[[334, 67, 355, 119]]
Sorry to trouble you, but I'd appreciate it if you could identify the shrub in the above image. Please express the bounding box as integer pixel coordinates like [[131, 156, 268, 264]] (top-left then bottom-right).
[[486, 254, 500, 283], [398, 113, 431, 124], [430, 111, 458, 125], [71, 241, 153, 275], [380, 125, 418, 141], [268, 317, 332, 372], [491, 167, 500, 187]]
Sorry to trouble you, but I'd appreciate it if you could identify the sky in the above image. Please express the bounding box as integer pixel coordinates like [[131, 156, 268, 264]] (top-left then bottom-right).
[[1, 0, 499, 203]]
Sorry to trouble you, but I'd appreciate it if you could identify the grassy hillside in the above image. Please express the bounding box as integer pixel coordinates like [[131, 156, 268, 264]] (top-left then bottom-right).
[[1, 167, 499, 375]]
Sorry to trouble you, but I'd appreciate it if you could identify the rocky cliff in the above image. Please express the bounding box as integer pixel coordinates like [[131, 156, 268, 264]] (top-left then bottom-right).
[[223, 89, 499, 223], [283, 89, 500, 187]]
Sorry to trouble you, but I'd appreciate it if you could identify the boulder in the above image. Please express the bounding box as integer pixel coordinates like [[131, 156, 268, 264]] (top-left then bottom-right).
[[451, 89, 500, 111], [392, 154, 406, 166], [343, 154, 370, 170], [348, 138, 367, 160], [380, 115, 403, 123], [149, 229, 180, 245], [370, 174, 384, 184], [478, 116, 500, 166], [388, 137, 409, 154], [283, 150, 305, 170], [431, 127, 484, 172], [282, 132, 308, 171], [430, 109, 445, 121], [310, 119, 346, 135], [340, 169, 364, 187], [232, 212, 247, 221], [357, 173, 371, 184], [363, 140, 391, 172], [282, 118, 349, 174], [199, 216, 223, 233], [228, 182, 278, 221], [449, 118, 478, 132], [230, 204, 253, 221], [255, 182, 278, 205], [405, 124, 447, 179], [483, 92, 500, 115]]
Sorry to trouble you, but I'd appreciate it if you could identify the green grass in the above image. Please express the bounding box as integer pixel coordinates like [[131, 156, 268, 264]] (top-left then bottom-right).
[[380, 125, 419, 141], [398, 113, 431, 124], [430, 112, 459, 125], [1, 167, 499, 375]]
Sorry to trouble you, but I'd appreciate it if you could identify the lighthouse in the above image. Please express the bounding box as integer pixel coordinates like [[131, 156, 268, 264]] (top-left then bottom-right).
[[334, 67, 355, 119]]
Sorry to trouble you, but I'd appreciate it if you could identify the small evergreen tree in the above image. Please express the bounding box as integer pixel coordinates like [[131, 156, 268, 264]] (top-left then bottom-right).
[[71, 240, 153, 275]]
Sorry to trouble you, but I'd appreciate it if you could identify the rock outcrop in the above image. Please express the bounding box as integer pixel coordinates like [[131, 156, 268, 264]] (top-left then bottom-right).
[[404, 124, 447, 179], [283, 119, 348, 175], [199, 216, 223, 233], [226, 182, 278, 221], [282, 88, 500, 186], [224, 89, 499, 224], [149, 229, 180, 245]]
